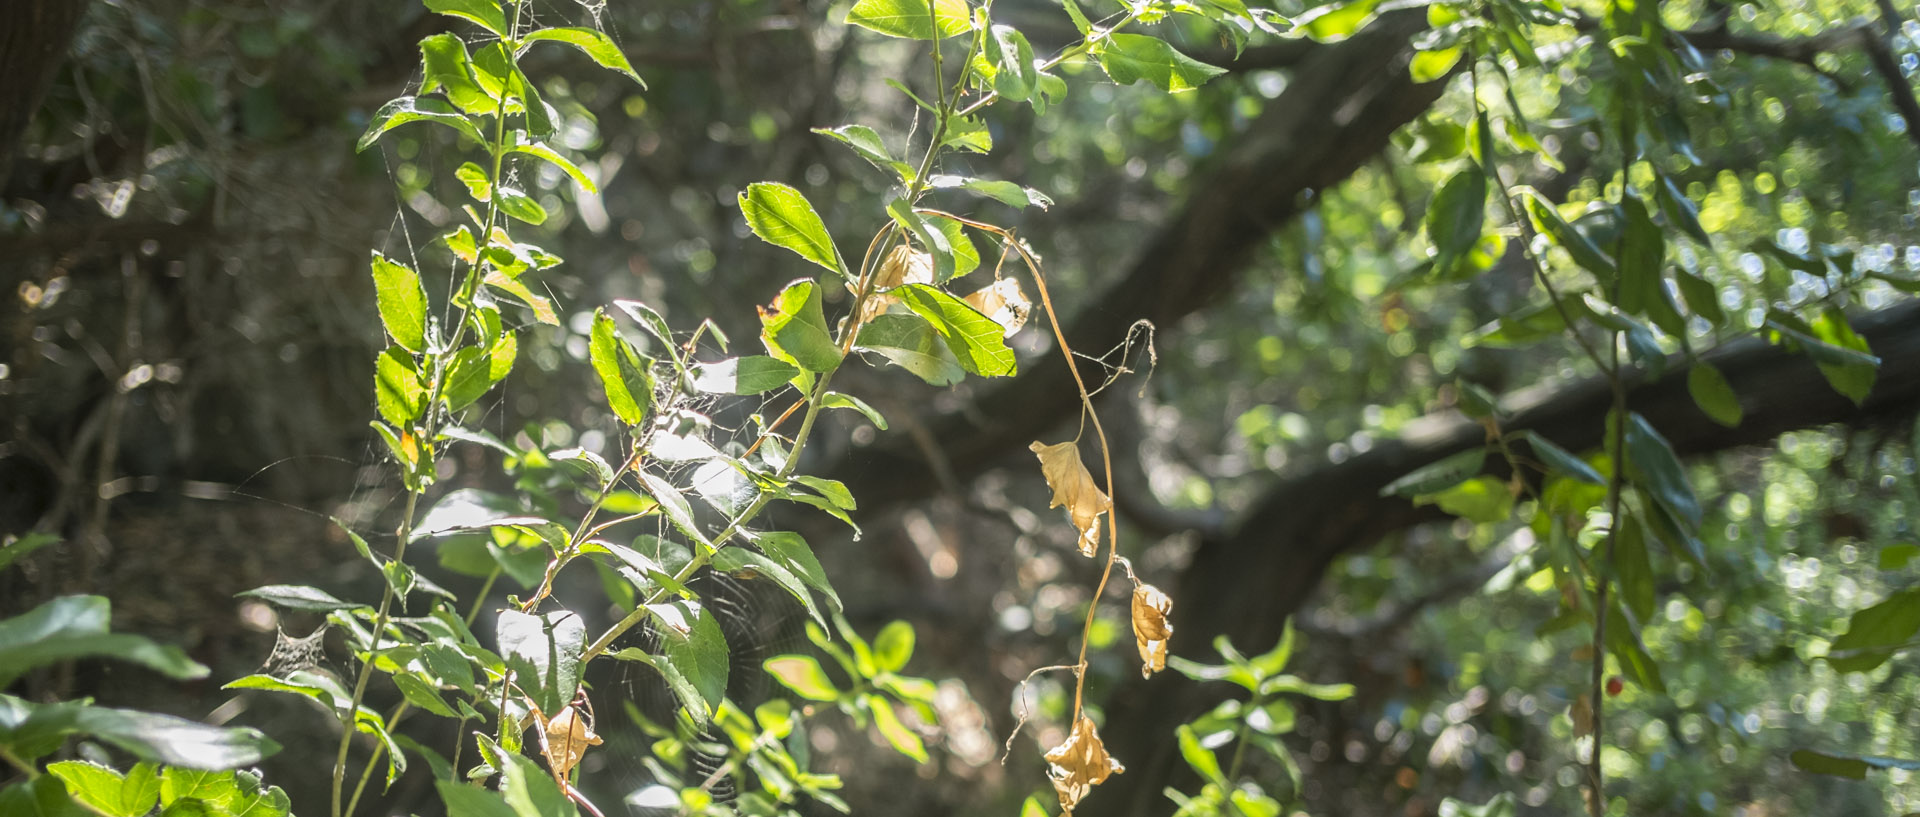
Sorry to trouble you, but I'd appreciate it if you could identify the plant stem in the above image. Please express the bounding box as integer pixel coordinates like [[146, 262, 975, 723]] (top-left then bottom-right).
[[345, 700, 414, 817], [333, 3, 527, 814]]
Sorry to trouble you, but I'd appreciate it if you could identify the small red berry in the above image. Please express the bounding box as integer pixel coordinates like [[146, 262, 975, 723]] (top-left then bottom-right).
[[1606, 676, 1624, 697]]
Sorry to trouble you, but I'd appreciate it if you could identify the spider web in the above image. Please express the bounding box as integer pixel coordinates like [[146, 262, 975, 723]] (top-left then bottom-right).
[[258, 624, 334, 679]]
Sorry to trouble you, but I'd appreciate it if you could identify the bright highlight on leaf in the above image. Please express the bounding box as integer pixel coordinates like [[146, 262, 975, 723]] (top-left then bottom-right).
[[846, 0, 972, 40], [1131, 584, 1173, 678], [1030, 440, 1111, 557], [1044, 715, 1124, 813]]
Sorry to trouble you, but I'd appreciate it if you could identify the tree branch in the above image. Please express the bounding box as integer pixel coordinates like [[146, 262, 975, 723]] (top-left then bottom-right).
[[1094, 298, 1920, 813]]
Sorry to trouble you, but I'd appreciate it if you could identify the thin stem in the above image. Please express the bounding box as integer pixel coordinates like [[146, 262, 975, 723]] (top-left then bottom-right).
[[465, 567, 502, 628], [345, 701, 414, 817], [333, 3, 528, 813]]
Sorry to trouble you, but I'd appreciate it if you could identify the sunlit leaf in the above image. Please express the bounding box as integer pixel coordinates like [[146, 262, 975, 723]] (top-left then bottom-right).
[[522, 27, 647, 87], [1095, 34, 1225, 93], [846, 0, 971, 40]]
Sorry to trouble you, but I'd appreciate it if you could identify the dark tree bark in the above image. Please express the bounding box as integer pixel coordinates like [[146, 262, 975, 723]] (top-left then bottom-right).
[[825, 10, 1446, 508], [1092, 298, 1920, 814], [0, 0, 91, 193]]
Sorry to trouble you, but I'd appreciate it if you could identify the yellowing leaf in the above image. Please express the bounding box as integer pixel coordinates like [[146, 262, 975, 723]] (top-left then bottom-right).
[[1131, 584, 1173, 678], [962, 277, 1031, 338], [1045, 715, 1124, 813], [538, 701, 602, 781], [1030, 440, 1111, 557]]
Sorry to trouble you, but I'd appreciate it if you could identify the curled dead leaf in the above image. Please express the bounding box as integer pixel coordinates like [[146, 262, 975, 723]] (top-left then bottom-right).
[[1029, 440, 1111, 557], [861, 244, 934, 321], [1131, 584, 1173, 678], [962, 277, 1031, 338], [538, 698, 603, 783], [1044, 715, 1124, 813]]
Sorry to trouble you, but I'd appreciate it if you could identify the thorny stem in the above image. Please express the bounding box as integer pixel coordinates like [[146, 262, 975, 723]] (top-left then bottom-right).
[[333, 4, 527, 815]]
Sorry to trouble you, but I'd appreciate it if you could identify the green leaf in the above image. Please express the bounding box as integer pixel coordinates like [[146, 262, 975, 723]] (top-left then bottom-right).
[[374, 348, 426, 429], [741, 183, 845, 276], [759, 280, 844, 374], [635, 471, 712, 550], [820, 391, 887, 430], [1417, 475, 1513, 524], [853, 312, 964, 385], [1674, 268, 1725, 326], [1790, 749, 1920, 779], [419, 34, 495, 115], [754, 531, 842, 614], [871, 621, 914, 672], [0, 596, 208, 688], [70, 707, 280, 770], [46, 762, 158, 817], [495, 609, 586, 716], [1615, 195, 1669, 326], [1176, 725, 1227, 786], [812, 125, 913, 182], [1827, 588, 1920, 673], [846, 0, 971, 39], [496, 187, 548, 226], [1515, 431, 1605, 485], [425, 0, 507, 36], [794, 475, 856, 510], [1687, 362, 1742, 427], [1409, 46, 1462, 82], [1380, 447, 1485, 497], [986, 25, 1037, 101], [589, 309, 655, 426], [444, 333, 517, 411], [1517, 188, 1615, 278], [1426, 164, 1486, 276], [1603, 604, 1665, 694], [357, 96, 484, 152], [1297, 0, 1381, 41], [868, 696, 927, 762], [654, 601, 730, 717], [1623, 412, 1700, 529], [436, 781, 522, 817], [1880, 543, 1920, 570], [369, 252, 428, 353], [392, 673, 458, 718], [690, 356, 800, 394], [483, 271, 559, 325], [927, 175, 1053, 210], [1655, 173, 1710, 245], [1809, 308, 1878, 405], [1095, 34, 1226, 93], [714, 548, 828, 627], [1614, 513, 1656, 622], [0, 774, 93, 817], [521, 27, 646, 86], [508, 142, 597, 194], [895, 284, 1016, 377], [765, 655, 840, 701]]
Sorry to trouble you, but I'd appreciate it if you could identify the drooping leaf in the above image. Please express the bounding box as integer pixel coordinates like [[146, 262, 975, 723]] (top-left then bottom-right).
[[508, 142, 597, 194], [927, 174, 1053, 210], [753, 531, 842, 614], [820, 391, 888, 430], [635, 472, 712, 549], [846, 0, 972, 40], [1426, 164, 1486, 276], [1515, 431, 1605, 485], [1518, 187, 1616, 278], [1623, 412, 1700, 529], [1615, 195, 1668, 324], [1095, 34, 1225, 93], [357, 96, 485, 152], [1614, 513, 1656, 622], [812, 124, 914, 182], [369, 252, 428, 353], [741, 183, 845, 277], [589, 310, 655, 426], [1030, 440, 1111, 557], [715, 548, 827, 627], [235, 585, 365, 613], [521, 27, 647, 86]]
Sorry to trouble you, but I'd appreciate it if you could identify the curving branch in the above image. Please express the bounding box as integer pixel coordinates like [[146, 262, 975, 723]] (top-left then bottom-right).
[[823, 9, 1444, 510], [1094, 297, 1920, 813]]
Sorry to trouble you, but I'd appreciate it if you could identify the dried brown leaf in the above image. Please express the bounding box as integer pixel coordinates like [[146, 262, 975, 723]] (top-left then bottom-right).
[[1044, 715, 1124, 813], [1570, 693, 1594, 740], [1131, 583, 1173, 678], [962, 277, 1031, 338], [542, 703, 603, 782], [1029, 440, 1111, 557], [861, 244, 933, 321]]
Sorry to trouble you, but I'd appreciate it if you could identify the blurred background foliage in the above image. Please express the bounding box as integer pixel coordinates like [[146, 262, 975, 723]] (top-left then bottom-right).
[[5, 0, 1920, 814]]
